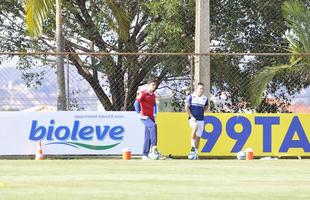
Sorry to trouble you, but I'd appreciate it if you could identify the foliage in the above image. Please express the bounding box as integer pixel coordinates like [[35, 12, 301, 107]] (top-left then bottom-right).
[[0, 0, 194, 111], [25, 0, 54, 38], [1, 0, 309, 112], [249, 0, 310, 108]]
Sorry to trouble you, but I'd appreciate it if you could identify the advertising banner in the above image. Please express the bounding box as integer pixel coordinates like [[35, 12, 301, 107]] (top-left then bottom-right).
[[1, 112, 309, 157], [0, 112, 144, 155], [157, 113, 310, 157]]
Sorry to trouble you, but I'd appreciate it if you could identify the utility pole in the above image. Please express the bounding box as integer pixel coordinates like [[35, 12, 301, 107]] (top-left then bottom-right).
[[195, 0, 210, 102]]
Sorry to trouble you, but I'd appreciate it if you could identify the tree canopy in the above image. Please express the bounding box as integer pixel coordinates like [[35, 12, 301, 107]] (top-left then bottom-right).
[[0, 0, 309, 112], [249, 0, 310, 110]]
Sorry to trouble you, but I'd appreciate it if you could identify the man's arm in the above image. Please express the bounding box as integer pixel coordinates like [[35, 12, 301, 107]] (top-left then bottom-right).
[[185, 102, 194, 119], [153, 103, 157, 117], [134, 100, 141, 114], [204, 105, 209, 112], [204, 98, 209, 112], [185, 96, 195, 120], [138, 91, 145, 102]]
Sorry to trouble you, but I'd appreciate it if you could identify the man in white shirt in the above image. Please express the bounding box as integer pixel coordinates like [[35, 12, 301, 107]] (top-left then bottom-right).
[[185, 83, 208, 160]]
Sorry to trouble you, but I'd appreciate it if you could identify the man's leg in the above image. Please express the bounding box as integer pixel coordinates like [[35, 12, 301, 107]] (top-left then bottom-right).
[[195, 137, 201, 152], [145, 118, 164, 159], [145, 118, 157, 147], [195, 121, 204, 150], [193, 121, 205, 159], [189, 119, 198, 151], [141, 120, 151, 157], [143, 128, 151, 156]]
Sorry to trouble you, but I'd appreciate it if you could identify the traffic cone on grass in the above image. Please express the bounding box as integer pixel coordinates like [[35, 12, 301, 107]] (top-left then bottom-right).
[[35, 141, 43, 160]]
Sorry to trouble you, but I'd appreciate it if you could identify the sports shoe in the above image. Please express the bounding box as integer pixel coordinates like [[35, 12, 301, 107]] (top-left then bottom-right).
[[148, 147, 160, 160], [142, 155, 150, 160], [188, 147, 199, 160], [149, 147, 168, 160], [153, 147, 160, 155]]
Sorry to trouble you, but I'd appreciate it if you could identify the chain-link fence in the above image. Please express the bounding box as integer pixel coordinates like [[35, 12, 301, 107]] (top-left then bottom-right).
[[0, 0, 309, 113], [0, 53, 193, 112], [0, 53, 309, 113]]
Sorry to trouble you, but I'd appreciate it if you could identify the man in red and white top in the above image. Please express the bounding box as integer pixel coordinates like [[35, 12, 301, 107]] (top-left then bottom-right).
[[135, 80, 162, 160]]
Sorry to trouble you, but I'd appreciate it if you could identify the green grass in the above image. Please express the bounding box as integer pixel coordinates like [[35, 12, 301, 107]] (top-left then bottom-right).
[[0, 160, 310, 200]]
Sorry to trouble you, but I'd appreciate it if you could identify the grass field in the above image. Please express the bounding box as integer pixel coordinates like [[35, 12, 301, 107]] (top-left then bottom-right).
[[0, 159, 309, 200]]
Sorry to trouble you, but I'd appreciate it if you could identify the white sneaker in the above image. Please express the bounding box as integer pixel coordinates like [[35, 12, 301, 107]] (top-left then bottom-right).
[[148, 148, 161, 160], [148, 148, 167, 160], [188, 148, 199, 160], [142, 155, 150, 160]]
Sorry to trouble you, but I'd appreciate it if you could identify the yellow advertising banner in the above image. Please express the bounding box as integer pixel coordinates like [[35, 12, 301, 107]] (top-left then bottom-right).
[[157, 113, 310, 157]]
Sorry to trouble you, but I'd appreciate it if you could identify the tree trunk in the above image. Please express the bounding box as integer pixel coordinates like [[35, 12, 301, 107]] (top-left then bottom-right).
[[109, 42, 125, 111], [56, 0, 67, 110], [125, 56, 140, 111]]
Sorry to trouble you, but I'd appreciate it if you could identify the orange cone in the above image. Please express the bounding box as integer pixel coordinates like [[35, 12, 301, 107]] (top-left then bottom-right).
[[245, 148, 254, 160], [122, 148, 132, 160], [35, 141, 43, 160]]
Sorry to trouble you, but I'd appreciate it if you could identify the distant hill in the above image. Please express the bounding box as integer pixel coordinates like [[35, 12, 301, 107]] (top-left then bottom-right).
[[0, 66, 100, 111]]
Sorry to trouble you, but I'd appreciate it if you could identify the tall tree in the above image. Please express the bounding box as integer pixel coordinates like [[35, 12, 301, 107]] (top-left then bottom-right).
[[209, 0, 291, 113], [249, 0, 310, 108], [1, 0, 193, 111], [25, 0, 67, 110], [63, 0, 195, 110], [1, 0, 308, 112]]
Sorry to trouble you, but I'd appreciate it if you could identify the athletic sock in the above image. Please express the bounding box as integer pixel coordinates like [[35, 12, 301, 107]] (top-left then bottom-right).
[[191, 139, 196, 148]]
